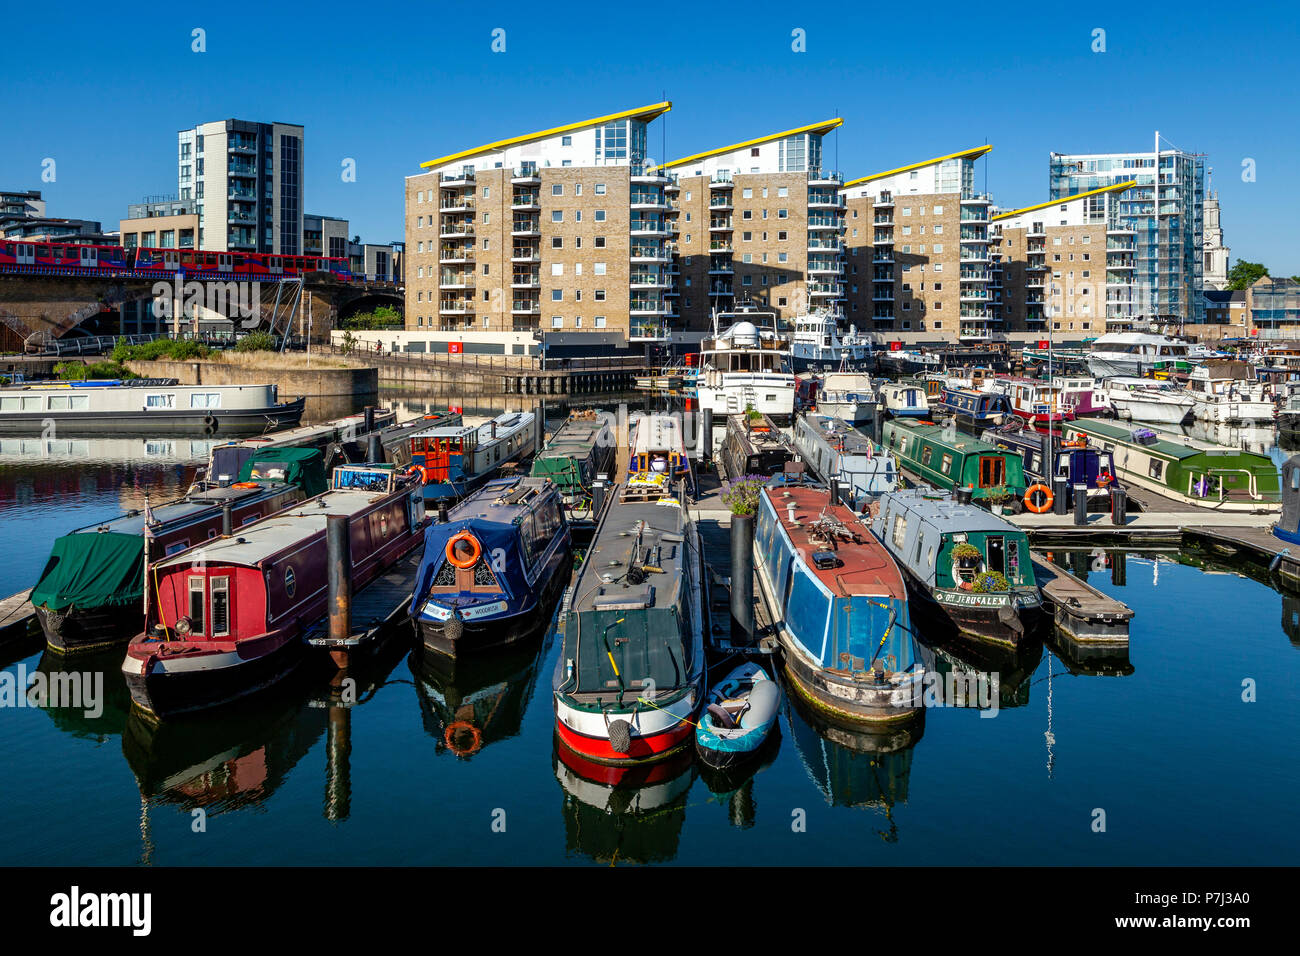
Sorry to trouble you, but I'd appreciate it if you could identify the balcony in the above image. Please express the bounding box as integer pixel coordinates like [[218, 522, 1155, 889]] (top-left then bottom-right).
[[873, 215, 894, 225], [708, 260, 734, 275], [709, 218, 733, 232], [960, 209, 990, 223], [630, 273, 671, 288], [630, 300, 670, 315], [227, 189, 256, 201], [709, 197, 733, 210], [439, 274, 474, 289], [807, 169, 843, 186], [630, 167, 673, 185], [439, 246, 473, 263], [442, 170, 476, 186], [227, 164, 257, 177], [631, 245, 671, 262], [960, 193, 992, 205], [709, 283, 734, 296], [511, 299, 540, 314], [440, 224, 474, 239], [808, 239, 843, 253], [439, 300, 474, 314], [630, 192, 671, 210], [709, 173, 734, 190], [874, 193, 895, 208], [510, 273, 540, 288], [808, 216, 843, 231], [511, 218, 541, 237], [808, 260, 842, 274], [809, 284, 845, 298], [808, 191, 846, 209], [872, 290, 895, 302], [510, 248, 540, 262], [441, 199, 475, 212], [510, 164, 538, 184], [873, 253, 895, 264], [630, 221, 669, 236], [511, 191, 540, 210], [873, 234, 894, 246]]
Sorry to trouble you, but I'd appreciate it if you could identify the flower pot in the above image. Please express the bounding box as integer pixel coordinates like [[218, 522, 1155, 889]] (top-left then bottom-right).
[[992, 504, 1004, 515]]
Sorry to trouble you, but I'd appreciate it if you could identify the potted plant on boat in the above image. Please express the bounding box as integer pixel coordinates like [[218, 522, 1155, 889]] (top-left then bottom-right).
[[985, 485, 1013, 515], [951, 541, 982, 572], [972, 571, 1010, 593]]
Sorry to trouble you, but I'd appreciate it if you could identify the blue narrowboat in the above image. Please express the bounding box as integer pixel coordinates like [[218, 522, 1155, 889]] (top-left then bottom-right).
[[754, 484, 924, 726], [410, 476, 571, 658], [980, 426, 1121, 507], [936, 387, 1010, 428]]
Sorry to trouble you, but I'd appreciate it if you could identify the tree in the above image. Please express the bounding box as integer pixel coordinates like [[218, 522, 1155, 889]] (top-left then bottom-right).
[[1227, 260, 1268, 291]]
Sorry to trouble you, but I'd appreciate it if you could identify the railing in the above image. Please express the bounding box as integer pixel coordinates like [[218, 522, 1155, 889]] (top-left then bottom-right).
[[325, 341, 651, 372]]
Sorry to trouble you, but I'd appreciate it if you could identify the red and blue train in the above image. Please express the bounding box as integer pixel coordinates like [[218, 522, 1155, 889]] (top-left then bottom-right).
[[0, 239, 353, 281]]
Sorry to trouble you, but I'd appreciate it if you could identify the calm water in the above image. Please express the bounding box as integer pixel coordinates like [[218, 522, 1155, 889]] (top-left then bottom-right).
[[2, 425, 1298, 865]]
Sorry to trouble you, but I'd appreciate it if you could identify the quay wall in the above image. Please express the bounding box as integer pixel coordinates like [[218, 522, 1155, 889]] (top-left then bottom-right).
[[124, 359, 378, 398]]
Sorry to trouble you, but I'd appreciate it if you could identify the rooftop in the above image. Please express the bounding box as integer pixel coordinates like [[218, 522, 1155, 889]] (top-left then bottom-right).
[[842, 145, 992, 189], [655, 118, 843, 171]]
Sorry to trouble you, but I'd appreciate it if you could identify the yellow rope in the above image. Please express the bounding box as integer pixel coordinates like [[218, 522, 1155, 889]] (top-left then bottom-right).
[[636, 696, 702, 730]]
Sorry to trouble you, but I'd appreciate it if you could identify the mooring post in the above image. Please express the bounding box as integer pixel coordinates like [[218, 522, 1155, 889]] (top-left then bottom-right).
[[1073, 483, 1088, 526], [869, 400, 883, 445], [591, 480, 606, 519], [1111, 484, 1127, 526], [327, 514, 352, 656], [1111, 550, 1127, 587], [363, 405, 375, 434], [730, 512, 755, 645], [700, 407, 713, 463], [1053, 474, 1069, 516], [367, 431, 381, 463]]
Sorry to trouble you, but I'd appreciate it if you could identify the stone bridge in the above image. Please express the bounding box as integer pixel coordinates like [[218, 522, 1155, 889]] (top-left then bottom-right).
[[0, 272, 402, 352]]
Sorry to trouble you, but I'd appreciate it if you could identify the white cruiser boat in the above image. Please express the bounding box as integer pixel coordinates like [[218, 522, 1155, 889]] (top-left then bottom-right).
[[1187, 362, 1275, 425], [1085, 332, 1213, 380], [694, 307, 796, 424], [1104, 377, 1195, 425], [789, 309, 874, 372], [0, 379, 304, 436], [815, 372, 876, 425], [878, 381, 929, 417]]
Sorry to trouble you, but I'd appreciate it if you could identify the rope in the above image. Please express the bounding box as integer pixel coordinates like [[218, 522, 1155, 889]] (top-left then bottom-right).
[[635, 695, 702, 730]]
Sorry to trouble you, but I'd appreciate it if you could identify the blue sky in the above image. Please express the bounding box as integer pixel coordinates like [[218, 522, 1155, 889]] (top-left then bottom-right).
[[4, 1, 1297, 272]]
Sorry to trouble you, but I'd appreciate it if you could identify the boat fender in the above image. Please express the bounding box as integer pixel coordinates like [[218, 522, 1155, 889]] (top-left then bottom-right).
[[444, 720, 482, 757], [608, 719, 633, 754], [1024, 484, 1054, 513], [443, 616, 464, 645], [997, 603, 1023, 635], [202, 414, 218, 436]]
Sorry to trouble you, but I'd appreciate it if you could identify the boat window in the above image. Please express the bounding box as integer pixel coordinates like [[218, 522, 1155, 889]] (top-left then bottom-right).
[[986, 536, 1005, 574], [1149, 459, 1164, 480], [1006, 540, 1021, 580], [979, 456, 1005, 488], [210, 577, 230, 637], [165, 539, 189, 555], [190, 393, 222, 409], [921, 446, 932, 466], [1292, 470, 1300, 492], [47, 394, 90, 411], [188, 577, 205, 635], [891, 514, 907, 549], [941, 454, 952, 475], [146, 394, 176, 409]]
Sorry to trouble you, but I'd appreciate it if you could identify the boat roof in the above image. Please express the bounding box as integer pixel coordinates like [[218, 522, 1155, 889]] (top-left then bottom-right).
[[568, 491, 688, 615], [727, 413, 788, 450], [448, 475, 555, 522], [70, 482, 295, 536], [764, 486, 904, 600], [153, 488, 390, 569], [881, 488, 1028, 536], [410, 411, 531, 442], [537, 415, 610, 458], [1067, 419, 1203, 460], [803, 414, 882, 457], [632, 414, 684, 454], [887, 419, 1008, 456]]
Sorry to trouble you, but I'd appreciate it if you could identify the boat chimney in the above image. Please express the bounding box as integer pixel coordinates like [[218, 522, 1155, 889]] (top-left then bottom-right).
[[437, 502, 449, 524], [491, 420, 498, 438], [829, 477, 840, 506], [327, 514, 353, 654], [367, 431, 381, 463], [591, 480, 606, 518], [786, 502, 797, 523], [363, 405, 375, 434], [222, 503, 233, 536]]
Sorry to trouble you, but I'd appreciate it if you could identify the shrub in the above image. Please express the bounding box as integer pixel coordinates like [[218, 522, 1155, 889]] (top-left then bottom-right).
[[951, 542, 982, 562], [234, 331, 277, 353], [111, 338, 212, 363], [972, 571, 1010, 593], [983, 484, 1013, 505], [722, 474, 767, 517], [343, 306, 403, 331], [54, 360, 135, 381]]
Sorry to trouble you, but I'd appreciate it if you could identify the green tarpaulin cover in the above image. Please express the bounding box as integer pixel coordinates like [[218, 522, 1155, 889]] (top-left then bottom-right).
[[30, 531, 144, 612], [237, 447, 327, 497]]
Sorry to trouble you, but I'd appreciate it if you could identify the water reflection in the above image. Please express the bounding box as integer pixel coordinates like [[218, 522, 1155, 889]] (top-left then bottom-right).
[[554, 744, 696, 864], [925, 636, 1044, 709], [697, 729, 781, 830], [410, 633, 550, 759], [32, 647, 133, 739], [783, 681, 923, 843]]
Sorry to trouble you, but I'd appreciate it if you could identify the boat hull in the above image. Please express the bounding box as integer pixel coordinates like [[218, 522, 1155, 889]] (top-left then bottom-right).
[[554, 697, 697, 766], [1193, 400, 1276, 425], [902, 571, 1042, 649], [778, 645, 923, 727], [1110, 396, 1194, 425], [122, 632, 304, 721], [37, 603, 140, 654], [0, 400, 305, 437], [418, 559, 568, 658]]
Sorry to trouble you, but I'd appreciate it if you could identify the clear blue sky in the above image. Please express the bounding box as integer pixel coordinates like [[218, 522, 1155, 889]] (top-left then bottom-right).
[[4, 1, 1296, 272]]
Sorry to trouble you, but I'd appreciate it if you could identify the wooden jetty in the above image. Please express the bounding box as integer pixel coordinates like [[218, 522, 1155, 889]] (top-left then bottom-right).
[[1181, 525, 1300, 589], [302, 548, 422, 669], [1030, 551, 1132, 644], [0, 588, 36, 645]]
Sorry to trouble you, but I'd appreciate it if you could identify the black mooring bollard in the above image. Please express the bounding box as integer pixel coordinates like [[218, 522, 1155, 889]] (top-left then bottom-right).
[[1112, 549, 1127, 587], [367, 432, 381, 463], [731, 513, 755, 645], [363, 405, 375, 434], [221, 503, 233, 536], [1053, 475, 1069, 516], [701, 407, 713, 464], [1111, 484, 1128, 526], [1073, 484, 1088, 526]]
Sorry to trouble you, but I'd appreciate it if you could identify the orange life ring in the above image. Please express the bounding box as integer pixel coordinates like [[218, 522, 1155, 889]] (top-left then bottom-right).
[[231, 481, 260, 489], [1024, 483, 1054, 513], [444, 720, 483, 756], [445, 531, 481, 569], [405, 464, 434, 485]]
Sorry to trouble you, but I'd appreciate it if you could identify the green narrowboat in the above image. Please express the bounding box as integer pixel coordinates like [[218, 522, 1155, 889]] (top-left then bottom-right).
[[529, 410, 616, 519], [1062, 419, 1281, 512], [882, 419, 1027, 506]]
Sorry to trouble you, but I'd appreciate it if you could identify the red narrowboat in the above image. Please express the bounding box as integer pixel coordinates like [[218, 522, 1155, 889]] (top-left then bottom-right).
[[122, 464, 426, 719]]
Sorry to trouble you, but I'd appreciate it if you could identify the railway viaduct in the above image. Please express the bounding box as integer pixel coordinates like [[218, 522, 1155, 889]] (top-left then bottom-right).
[[0, 272, 403, 352]]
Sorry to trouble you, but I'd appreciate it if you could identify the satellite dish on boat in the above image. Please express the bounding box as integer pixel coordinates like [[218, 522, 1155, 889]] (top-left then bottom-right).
[[728, 321, 760, 346]]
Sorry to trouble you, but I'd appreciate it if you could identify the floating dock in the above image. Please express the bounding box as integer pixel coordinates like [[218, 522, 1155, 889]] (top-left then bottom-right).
[[0, 589, 35, 645], [1181, 525, 1300, 589], [1031, 551, 1132, 644], [302, 548, 422, 668]]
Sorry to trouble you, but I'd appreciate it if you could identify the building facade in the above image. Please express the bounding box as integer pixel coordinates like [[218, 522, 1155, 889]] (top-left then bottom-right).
[[405, 103, 674, 340], [177, 119, 305, 255], [657, 120, 844, 331], [0, 189, 45, 225], [1246, 276, 1300, 339], [841, 147, 994, 343], [991, 180, 1137, 340], [120, 196, 199, 251], [304, 214, 350, 261], [1049, 135, 1205, 327], [1202, 188, 1230, 290]]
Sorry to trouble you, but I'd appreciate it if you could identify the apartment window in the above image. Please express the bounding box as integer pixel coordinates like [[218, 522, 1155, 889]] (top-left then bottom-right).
[[933, 302, 942, 310], [595, 316, 606, 328], [933, 224, 943, 234], [742, 210, 752, 220], [595, 210, 606, 222], [778, 187, 788, 197], [762, 210, 768, 219], [743, 231, 753, 242], [933, 244, 943, 253], [483, 264, 490, 275], [594, 290, 606, 301], [902, 207, 911, 216], [594, 262, 606, 275], [561, 135, 572, 146], [552, 237, 563, 249], [594, 236, 606, 248], [902, 226, 912, 235], [552, 184, 564, 196], [742, 253, 752, 263], [933, 205, 943, 215], [551, 264, 563, 276], [742, 188, 753, 199], [483, 187, 490, 198], [751, 147, 760, 157], [575, 210, 582, 222], [933, 282, 942, 291], [777, 297, 787, 307], [595, 183, 606, 195], [551, 289, 562, 301], [552, 211, 563, 222], [778, 231, 787, 241], [1082, 253, 1090, 261], [777, 209, 788, 219], [743, 275, 752, 285], [552, 316, 563, 328], [762, 187, 768, 198], [778, 252, 788, 263]]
